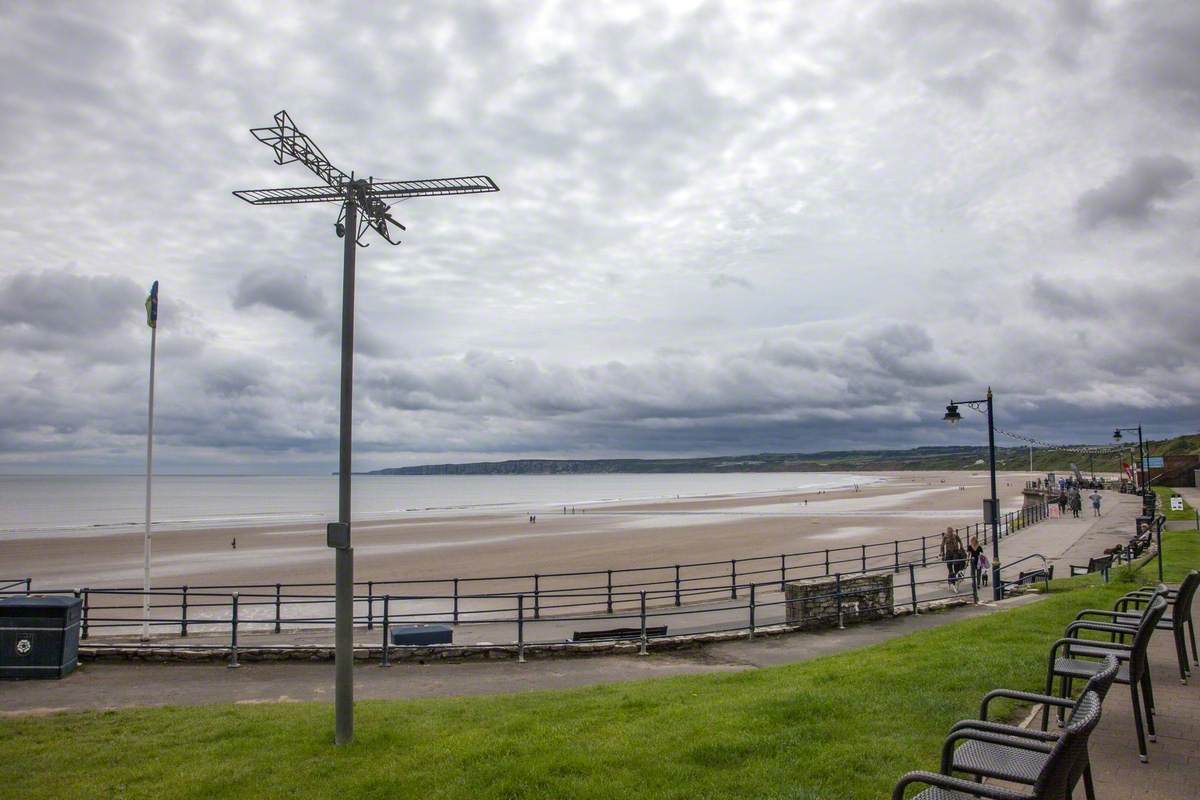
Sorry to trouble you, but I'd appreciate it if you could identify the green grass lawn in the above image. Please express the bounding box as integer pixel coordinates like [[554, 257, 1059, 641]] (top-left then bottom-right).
[[1154, 486, 1196, 522], [3, 533, 1197, 800]]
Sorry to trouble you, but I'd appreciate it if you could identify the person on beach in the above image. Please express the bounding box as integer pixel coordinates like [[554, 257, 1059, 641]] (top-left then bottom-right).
[[967, 535, 983, 588], [940, 526, 966, 589], [1089, 491, 1102, 517]]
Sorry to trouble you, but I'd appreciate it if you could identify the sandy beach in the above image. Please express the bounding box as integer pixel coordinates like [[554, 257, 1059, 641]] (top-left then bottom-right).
[[2, 470, 1038, 593]]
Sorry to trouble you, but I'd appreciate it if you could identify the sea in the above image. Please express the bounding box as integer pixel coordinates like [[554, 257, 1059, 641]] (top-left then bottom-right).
[[0, 473, 883, 539]]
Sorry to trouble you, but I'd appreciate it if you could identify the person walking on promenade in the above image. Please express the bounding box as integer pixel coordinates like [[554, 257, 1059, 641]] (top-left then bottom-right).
[[1057, 490, 1068, 517], [940, 526, 966, 590], [1088, 490, 1102, 517], [1069, 489, 1082, 518], [967, 535, 984, 588]]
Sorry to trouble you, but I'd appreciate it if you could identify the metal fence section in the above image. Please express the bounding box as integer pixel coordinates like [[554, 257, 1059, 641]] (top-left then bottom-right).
[[3, 503, 1050, 661]]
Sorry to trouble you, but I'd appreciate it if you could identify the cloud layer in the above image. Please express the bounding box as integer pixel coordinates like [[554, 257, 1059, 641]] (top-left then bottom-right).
[[1, 1, 1197, 473]]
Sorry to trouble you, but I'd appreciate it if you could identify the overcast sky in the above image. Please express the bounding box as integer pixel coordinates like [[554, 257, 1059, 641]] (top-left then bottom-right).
[[1, 1, 1197, 474]]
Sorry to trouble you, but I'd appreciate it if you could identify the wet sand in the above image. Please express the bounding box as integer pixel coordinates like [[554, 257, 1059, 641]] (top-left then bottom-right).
[[1, 470, 1037, 592]]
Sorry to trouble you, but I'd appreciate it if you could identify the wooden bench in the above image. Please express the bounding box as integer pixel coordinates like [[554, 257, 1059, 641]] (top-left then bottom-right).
[[1069, 555, 1113, 578], [1016, 565, 1054, 585], [571, 626, 667, 642]]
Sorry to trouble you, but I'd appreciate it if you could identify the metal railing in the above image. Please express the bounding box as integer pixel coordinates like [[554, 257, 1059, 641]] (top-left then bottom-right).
[[0, 578, 32, 594], [3, 503, 1052, 661]]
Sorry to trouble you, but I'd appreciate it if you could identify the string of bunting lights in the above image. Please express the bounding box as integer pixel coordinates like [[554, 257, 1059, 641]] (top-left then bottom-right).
[[957, 401, 1126, 456]]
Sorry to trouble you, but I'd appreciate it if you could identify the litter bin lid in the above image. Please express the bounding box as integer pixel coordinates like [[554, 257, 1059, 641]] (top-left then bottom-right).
[[0, 595, 82, 617]]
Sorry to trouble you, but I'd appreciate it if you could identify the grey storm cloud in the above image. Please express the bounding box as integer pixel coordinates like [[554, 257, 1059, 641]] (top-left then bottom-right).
[[1075, 155, 1195, 229], [1, 1, 1198, 473]]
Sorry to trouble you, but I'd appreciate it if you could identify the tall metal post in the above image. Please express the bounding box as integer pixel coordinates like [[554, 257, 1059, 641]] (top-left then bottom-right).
[[142, 314, 157, 641], [1137, 425, 1147, 493], [986, 389, 1001, 601], [334, 195, 357, 746]]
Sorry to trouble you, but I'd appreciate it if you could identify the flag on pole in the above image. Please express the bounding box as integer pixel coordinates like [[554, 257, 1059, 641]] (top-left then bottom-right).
[[145, 281, 159, 328]]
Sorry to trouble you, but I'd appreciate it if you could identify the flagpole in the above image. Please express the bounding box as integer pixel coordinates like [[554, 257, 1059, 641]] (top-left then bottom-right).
[[142, 291, 158, 641]]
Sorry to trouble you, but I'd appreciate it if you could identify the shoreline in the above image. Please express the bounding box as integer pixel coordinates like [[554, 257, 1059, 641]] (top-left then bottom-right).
[[0, 470, 1045, 592], [2, 471, 890, 540]]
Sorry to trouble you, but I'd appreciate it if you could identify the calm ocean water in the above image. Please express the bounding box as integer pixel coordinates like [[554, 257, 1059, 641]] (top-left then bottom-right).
[[0, 473, 880, 538]]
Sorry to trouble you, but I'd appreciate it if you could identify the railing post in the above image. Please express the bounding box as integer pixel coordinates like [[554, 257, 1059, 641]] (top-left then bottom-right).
[[1156, 526, 1164, 582], [81, 588, 90, 640], [533, 574, 540, 620], [972, 571, 979, 604], [748, 583, 756, 639], [274, 583, 282, 634], [638, 590, 648, 656], [861, 544, 866, 573], [380, 595, 391, 667], [181, 585, 188, 637], [228, 593, 241, 669], [824, 549, 830, 576], [835, 573, 845, 629], [517, 594, 526, 664], [730, 559, 737, 599], [367, 580, 374, 630], [894, 541, 900, 573], [921, 536, 927, 567], [674, 565, 681, 606], [908, 563, 918, 615], [606, 570, 613, 614], [25, 578, 31, 595], [453, 578, 460, 624], [780, 554, 787, 590]]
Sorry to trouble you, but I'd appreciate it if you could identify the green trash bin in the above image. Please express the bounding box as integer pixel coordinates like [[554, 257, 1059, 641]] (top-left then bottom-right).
[[0, 595, 82, 679]]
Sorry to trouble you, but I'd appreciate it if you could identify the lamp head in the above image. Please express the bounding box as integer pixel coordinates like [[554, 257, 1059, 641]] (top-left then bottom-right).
[[1112, 429, 1122, 441], [943, 403, 962, 425]]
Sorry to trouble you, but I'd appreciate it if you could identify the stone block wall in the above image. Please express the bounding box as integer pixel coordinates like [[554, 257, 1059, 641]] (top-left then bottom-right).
[[784, 573, 894, 630]]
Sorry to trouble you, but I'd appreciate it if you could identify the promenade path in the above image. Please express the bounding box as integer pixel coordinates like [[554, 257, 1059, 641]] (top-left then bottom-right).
[[2, 491, 1144, 715]]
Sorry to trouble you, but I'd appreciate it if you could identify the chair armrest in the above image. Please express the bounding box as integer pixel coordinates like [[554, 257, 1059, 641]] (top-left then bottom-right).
[[1065, 620, 1135, 638], [1075, 609, 1132, 622], [941, 729, 1053, 774], [893, 771, 1028, 800], [980, 688, 1075, 720], [948, 719, 1058, 743]]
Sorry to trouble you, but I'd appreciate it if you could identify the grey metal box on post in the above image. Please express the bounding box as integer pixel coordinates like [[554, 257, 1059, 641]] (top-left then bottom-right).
[[0, 595, 83, 679]]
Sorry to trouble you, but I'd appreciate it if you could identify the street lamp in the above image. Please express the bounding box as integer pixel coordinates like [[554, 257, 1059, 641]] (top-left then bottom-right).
[[944, 388, 1001, 601], [1113, 426, 1147, 493]]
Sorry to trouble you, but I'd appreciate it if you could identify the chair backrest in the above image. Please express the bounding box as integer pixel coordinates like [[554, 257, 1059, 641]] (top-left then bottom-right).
[[1171, 570, 1199, 626], [1076, 653, 1120, 704], [1033, 690, 1102, 799], [1128, 596, 1169, 684]]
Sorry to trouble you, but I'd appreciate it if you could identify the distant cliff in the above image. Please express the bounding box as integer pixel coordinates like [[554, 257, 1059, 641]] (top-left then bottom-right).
[[360, 436, 1198, 475]]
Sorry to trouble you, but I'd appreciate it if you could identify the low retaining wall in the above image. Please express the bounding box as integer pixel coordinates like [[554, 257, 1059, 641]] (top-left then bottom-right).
[[81, 588, 966, 666], [784, 573, 894, 629]]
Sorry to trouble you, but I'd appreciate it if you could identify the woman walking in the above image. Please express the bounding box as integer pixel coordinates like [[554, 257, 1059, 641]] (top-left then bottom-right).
[[940, 526, 966, 590], [967, 535, 984, 589], [1057, 491, 1068, 517]]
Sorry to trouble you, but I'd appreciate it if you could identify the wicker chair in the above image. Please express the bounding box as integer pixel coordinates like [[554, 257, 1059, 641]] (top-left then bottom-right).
[[1078, 570, 1199, 684], [941, 655, 1119, 800], [892, 690, 1103, 800], [1043, 596, 1168, 762]]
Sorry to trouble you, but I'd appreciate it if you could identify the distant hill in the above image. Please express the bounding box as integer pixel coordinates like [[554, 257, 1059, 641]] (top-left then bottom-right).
[[363, 434, 1200, 475]]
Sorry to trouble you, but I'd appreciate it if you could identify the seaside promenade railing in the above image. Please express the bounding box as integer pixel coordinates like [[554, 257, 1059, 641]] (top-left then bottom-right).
[[4, 503, 1051, 662]]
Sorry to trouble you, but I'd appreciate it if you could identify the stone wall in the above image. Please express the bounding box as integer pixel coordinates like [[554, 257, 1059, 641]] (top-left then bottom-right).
[[784, 573, 894, 630]]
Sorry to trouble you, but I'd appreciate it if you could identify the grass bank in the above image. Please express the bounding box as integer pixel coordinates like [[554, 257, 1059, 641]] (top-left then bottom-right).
[[3, 533, 1197, 800]]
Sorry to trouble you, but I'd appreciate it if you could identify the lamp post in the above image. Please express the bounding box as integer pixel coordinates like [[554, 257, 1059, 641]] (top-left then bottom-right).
[[944, 388, 1002, 601], [1113, 426, 1146, 493]]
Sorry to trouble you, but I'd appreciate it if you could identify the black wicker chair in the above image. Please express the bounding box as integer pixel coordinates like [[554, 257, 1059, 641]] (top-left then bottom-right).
[[942, 655, 1119, 800], [892, 690, 1103, 800], [1082, 570, 1199, 684], [1043, 595, 1167, 761]]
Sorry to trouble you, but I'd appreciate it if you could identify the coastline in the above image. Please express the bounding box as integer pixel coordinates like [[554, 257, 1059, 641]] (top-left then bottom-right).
[[0, 470, 1037, 593]]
